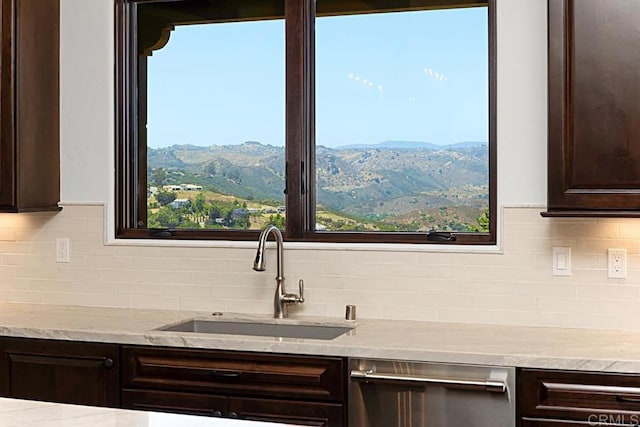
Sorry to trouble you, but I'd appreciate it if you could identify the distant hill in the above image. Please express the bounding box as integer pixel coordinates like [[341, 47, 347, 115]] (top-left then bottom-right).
[[337, 140, 486, 150], [148, 140, 488, 220]]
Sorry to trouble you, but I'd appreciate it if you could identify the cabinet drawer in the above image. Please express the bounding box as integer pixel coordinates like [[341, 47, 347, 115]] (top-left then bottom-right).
[[520, 369, 640, 423], [122, 346, 345, 402], [122, 388, 227, 417], [229, 397, 343, 427]]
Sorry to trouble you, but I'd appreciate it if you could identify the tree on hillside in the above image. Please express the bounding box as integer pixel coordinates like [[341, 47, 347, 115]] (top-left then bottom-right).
[[471, 208, 489, 232], [148, 206, 198, 229], [204, 161, 216, 176], [193, 193, 206, 212], [267, 214, 286, 229], [156, 190, 177, 206], [150, 168, 167, 187]]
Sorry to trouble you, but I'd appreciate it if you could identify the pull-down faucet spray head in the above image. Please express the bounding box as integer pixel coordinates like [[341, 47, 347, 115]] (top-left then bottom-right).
[[253, 238, 267, 271], [253, 224, 279, 272]]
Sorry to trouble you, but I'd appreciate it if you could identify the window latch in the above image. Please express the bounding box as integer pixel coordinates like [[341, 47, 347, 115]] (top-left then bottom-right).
[[301, 161, 306, 195], [426, 231, 456, 242], [284, 162, 288, 195], [149, 228, 175, 238]]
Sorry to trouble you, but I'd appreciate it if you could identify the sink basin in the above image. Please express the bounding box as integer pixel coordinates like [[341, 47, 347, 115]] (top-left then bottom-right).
[[158, 319, 353, 340]]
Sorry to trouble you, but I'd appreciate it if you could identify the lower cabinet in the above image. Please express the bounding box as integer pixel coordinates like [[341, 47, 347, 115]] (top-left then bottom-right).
[[0, 337, 120, 407], [0, 338, 346, 426], [121, 345, 346, 427], [519, 368, 640, 427]]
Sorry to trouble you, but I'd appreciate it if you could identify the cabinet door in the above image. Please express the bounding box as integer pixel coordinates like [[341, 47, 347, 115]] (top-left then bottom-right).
[[0, 0, 60, 212], [0, 338, 120, 407], [0, 0, 15, 209], [546, 0, 640, 215], [228, 397, 344, 427]]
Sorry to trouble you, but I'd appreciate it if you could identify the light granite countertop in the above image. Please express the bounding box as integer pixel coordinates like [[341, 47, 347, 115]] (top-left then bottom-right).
[[0, 397, 292, 426], [0, 302, 639, 373]]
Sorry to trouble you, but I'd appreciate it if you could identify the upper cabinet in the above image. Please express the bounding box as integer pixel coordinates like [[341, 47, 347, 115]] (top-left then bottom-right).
[[0, 0, 60, 212], [544, 0, 640, 217]]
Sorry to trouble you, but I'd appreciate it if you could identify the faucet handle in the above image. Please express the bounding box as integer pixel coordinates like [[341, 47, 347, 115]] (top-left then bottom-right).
[[298, 279, 305, 303]]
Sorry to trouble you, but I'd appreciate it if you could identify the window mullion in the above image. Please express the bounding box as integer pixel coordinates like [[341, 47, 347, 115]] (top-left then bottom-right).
[[284, 0, 315, 239]]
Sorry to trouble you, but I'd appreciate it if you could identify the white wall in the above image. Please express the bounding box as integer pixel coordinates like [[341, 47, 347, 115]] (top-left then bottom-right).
[[60, 0, 114, 204], [59, 0, 548, 207]]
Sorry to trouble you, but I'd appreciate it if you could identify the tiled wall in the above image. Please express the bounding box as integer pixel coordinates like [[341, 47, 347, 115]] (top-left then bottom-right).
[[1, 204, 640, 330]]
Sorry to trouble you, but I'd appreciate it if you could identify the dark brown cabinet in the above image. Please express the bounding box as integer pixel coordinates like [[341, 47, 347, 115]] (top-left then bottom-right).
[[0, 338, 120, 407], [519, 368, 640, 426], [122, 346, 346, 426], [0, 337, 347, 425], [545, 0, 640, 216], [0, 0, 60, 212]]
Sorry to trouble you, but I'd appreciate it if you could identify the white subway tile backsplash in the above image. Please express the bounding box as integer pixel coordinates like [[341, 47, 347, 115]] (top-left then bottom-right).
[[28, 279, 73, 293], [536, 296, 601, 314], [577, 284, 640, 300], [2, 289, 43, 304], [113, 282, 162, 296], [72, 281, 116, 295], [145, 270, 194, 285], [85, 255, 131, 269], [3, 254, 55, 267], [58, 268, 100, 282], [131, 295, 178, 310], [98, 269, 146, 283], [161, 284, 211, 298], [168, 258, 227, 273], [2, 204, 640, 330], [178, 296, 226, 312], [0, 230, 16, 241], [224, 298, 272, 315], [16, 267, 58, 280], [86, 294, 132, 309], [44, 292, 88, 306]]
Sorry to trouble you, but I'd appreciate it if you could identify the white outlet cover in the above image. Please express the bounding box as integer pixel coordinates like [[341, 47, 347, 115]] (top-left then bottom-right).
[[608, 248, 627, 279], [56, 238, 70, 263], [552, 247, 571, 276]]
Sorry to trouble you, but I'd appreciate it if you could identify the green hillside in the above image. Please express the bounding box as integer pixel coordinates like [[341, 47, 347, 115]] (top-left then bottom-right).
[[147, 141, 489, 232]]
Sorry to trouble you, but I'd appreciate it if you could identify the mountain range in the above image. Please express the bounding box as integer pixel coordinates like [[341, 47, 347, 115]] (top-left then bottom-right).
[[148, 140, 489, 220]]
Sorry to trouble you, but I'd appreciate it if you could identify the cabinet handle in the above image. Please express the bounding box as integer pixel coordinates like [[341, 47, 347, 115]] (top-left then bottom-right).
[[103, 358, 114, 369], [211, 410, 223, 417], [229, 412, 239, 419], [616, 395, 640, 404], [210, 370, 242, 380]]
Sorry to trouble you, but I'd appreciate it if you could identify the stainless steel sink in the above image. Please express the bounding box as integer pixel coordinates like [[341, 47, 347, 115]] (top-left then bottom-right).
[[158, 319, 353, 340]]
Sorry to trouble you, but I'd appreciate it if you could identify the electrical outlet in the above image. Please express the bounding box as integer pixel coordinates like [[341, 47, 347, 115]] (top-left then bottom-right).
[[608, 248, 627, 279], [56, 238, 70, 263]]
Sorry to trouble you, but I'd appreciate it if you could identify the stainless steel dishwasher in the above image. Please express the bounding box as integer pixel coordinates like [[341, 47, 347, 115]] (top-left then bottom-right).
[[349, 358, 515, 427]]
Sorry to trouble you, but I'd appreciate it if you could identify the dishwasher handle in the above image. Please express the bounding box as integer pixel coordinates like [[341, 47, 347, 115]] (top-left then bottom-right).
[[350, 369, 507, 393]]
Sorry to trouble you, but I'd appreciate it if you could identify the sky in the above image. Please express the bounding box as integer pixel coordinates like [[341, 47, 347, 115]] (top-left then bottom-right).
[[146, 6, 488, 149]]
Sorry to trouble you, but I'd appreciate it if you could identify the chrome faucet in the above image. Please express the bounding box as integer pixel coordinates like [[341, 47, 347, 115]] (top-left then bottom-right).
[[253, 225, 304, 318]]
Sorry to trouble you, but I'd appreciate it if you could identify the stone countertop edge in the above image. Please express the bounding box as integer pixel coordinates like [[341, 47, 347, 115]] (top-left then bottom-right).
[[0, 302, 639, 373]]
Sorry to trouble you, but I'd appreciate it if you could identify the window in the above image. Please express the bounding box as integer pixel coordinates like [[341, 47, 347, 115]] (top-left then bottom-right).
[[116, 0, 496, 244]]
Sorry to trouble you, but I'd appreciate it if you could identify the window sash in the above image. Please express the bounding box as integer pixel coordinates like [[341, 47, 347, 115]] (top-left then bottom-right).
[[115, 0, 496, 244]]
